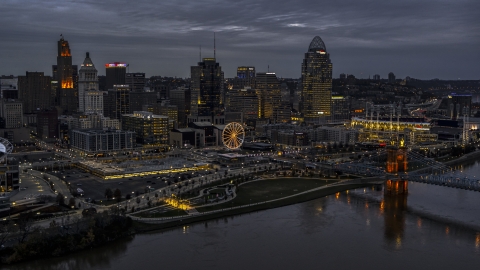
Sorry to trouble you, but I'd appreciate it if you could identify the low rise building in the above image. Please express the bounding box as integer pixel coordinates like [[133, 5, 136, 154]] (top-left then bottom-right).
[[122, 111, 169, 150], [71, 129, 135, 155]]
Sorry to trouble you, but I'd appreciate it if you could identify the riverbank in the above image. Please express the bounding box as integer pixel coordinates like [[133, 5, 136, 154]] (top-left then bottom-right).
[[133, 181, 371, 232], [442, 150, 480, 167]]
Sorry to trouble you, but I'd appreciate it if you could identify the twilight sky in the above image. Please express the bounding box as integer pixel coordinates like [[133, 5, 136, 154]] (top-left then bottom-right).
[[0, 0, 479, 79]]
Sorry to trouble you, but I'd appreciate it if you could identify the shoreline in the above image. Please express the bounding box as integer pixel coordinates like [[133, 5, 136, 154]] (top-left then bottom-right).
[[132, 182, 370, 232], [132, 150, 480, 232], [4, 151, 480, 265]]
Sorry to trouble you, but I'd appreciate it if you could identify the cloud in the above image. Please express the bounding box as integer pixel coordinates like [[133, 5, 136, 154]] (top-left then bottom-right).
[[0, 0, 479, 79]]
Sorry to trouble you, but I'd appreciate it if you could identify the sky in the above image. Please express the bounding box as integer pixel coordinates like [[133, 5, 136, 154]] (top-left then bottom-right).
[[0, 0, 479, 80]]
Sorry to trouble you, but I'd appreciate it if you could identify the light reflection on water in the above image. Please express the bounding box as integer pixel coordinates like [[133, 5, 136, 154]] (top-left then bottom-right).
[[5, 160, 480, 269]]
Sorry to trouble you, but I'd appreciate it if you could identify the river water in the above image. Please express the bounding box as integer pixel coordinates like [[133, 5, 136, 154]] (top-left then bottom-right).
[[5, 161, 480, 270]]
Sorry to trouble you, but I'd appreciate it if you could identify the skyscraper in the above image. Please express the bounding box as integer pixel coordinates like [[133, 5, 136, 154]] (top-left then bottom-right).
[[234, 66, 256, 89], [56, 36, 78, 114], [256, 72, 282, 122], [103, 85, 130, 120], [78, 52, 102, 114], [105, 62, 127, 90], [190, 58, 223, 119], [125, 73, 146, 92], [170, 87, 190, 127], [301, 36, 333, 124], [18, 72, 52, 114]]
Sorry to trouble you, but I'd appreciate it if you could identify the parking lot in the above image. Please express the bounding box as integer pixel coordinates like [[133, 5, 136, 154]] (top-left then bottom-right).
[[48, 168, 215, 202]]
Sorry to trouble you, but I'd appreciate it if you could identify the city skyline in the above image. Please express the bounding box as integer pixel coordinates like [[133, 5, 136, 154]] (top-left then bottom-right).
[[0, 0, 479, 79]]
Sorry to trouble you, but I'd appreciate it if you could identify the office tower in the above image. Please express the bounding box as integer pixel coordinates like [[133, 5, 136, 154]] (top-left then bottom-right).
[[98, 75, 107, 91], [125, 73, 146, 92], [105, 62, 127, 90], [142, 103, 179, 130], [84, 91, 105, 115], [18, 72, 52, 114], [37, 109, 58, 140], [0, 76, 18, 99], [190, 58, 223, 118], [0, 100, 23, 128], [235, 66, 256, 89], [122, 111, 169, 147], [78, 52, 102, 114], [226, 87, 259, 120], [56, 36, 78, 113], [170, 87, 190, 127], [256, 72, 282, 122], [331, 95, 350, 122], [373, 74, 381, 81], [388, 72, 396, 84], [339, 73, 346, 80], [103, 85, 130, 120], [129, 91, 157, 112], [301, 36, 333, 124]]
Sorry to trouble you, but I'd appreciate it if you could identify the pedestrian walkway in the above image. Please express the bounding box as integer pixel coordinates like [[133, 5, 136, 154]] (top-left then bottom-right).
[[187, 208, 199, 215]]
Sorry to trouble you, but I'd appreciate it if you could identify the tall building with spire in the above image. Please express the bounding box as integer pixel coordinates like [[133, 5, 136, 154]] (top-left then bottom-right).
[[189, 58, 224, 124], [301, 36, 332, 124], [56, 35, 78, 114], [78, 52, 104, 114]]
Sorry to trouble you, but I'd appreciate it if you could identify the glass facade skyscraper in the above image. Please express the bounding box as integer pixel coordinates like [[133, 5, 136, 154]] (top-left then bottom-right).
[[301, 36, 332, 124], [190, 58, 223, 118]]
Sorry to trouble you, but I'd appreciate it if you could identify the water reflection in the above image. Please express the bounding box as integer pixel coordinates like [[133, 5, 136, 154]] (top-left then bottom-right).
[[4, 180, 480, 269], [383, 191, 407, 247]]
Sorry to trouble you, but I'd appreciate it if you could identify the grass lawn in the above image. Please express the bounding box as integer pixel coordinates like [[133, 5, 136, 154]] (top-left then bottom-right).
[[197, 178, 336, 212], [96, 199, 125, 206]]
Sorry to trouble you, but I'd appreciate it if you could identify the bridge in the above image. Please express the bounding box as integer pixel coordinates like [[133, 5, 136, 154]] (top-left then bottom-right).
[[333, 146, 480, 192]]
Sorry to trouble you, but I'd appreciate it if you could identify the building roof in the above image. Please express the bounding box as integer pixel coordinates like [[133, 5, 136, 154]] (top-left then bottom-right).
[[172, 128, 195, 133], [191, 122, 213, 127], [308, 36, 327, 52], [123, 111, 168, 119]]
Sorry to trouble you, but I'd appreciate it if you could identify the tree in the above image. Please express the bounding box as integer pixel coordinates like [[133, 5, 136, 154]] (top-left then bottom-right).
[[105, 188, 113, 199], [17, 212, 36, 243], [136, 197, 141, 204], [126, 194, 131, 200], [114, 188, 122, 202], [68, 197, 76, 208], [0, 221, 17, 247], [56, 193, 65, 205]]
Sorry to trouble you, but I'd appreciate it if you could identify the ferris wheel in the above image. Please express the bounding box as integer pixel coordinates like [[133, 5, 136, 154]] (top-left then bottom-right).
[[222, 122, 245, 150]]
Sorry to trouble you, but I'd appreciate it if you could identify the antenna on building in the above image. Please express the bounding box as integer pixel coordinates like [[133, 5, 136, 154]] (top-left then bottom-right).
[[214, 32, 216, 59], [268, 65, 270, 72]]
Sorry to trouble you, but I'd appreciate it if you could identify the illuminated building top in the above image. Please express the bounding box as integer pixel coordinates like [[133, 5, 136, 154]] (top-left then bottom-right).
[[308, 36, 327, 53], [105, 62, 127, 68], [59, 36, 71, 57]]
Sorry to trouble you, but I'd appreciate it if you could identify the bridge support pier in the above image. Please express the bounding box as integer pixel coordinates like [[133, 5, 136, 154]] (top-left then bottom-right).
[[385, 179, 408, 195]]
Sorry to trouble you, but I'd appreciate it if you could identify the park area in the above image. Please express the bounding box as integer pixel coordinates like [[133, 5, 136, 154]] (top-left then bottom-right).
[[197, 177, 336, 212]]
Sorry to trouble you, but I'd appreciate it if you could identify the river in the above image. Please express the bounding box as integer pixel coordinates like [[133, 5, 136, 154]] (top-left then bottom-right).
[[5, 161, 480, 269]]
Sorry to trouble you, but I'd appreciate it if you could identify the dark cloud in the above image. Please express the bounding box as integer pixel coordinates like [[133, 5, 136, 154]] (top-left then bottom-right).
[[0, 0, 479, 79]]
